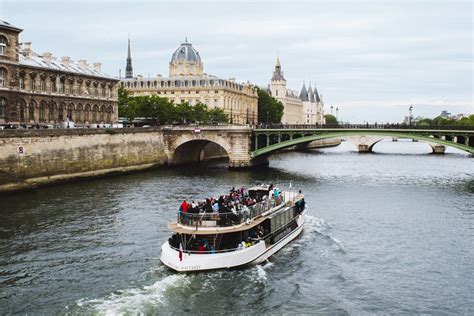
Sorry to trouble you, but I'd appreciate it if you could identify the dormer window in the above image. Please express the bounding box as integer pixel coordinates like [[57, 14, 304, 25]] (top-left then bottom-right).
[[0, 36, 6, 56]]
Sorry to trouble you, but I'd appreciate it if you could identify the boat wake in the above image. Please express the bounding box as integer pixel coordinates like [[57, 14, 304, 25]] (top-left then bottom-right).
[[255, 262, 274, 281], [303, 214, 346, 254], [75, 273, 188, 314]]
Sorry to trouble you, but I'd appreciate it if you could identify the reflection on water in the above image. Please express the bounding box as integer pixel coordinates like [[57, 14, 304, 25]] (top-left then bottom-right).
[[0, 141, 473, 314]]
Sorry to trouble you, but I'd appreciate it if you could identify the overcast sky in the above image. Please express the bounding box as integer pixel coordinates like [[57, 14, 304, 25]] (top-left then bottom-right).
[[1, 0, 472, 123]]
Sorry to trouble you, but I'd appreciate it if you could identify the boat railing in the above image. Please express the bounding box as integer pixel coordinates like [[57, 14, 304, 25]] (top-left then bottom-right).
[[177, 193, 295, 228], [169, 231, 277, 254]]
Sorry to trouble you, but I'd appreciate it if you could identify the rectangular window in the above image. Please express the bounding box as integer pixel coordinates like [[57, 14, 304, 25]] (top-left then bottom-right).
[[19, 78, 25, 89], [51, 81, 57, 93], [40, 80, 46, 92], [77, 84, 81, 95], [30, 79, 35, 91], [59, 82, 64, 93]]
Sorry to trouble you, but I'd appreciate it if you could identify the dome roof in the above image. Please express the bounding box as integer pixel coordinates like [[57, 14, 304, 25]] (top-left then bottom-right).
[[170, 41, 201, 64]]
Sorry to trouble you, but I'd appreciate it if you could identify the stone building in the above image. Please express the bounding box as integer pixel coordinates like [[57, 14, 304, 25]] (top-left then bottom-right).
[[269, 57, 325, 124], [0, 20, 119, 126], [121, 39, 258, 124]]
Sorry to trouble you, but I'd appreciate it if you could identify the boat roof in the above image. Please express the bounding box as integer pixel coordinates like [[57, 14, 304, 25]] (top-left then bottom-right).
[[168, 216, 268, 235]]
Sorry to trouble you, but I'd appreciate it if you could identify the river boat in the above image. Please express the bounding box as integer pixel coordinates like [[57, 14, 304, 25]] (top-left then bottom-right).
[[160, 184, 306, 272]]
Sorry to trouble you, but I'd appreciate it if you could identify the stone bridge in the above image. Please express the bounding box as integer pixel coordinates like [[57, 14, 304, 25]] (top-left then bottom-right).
[[0, 125, 473, 192]]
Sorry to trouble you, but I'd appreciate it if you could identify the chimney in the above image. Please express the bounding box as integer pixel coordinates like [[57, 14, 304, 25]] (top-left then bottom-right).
[[78, 59, 87, 68], [61, 56, 70, 66], [42, 52, 52, 63], [22, 42, 32, 58], [93, 62, 101, 72]]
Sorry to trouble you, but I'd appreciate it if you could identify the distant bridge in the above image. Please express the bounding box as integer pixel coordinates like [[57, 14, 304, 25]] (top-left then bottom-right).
[[251, 125, 474, 158]]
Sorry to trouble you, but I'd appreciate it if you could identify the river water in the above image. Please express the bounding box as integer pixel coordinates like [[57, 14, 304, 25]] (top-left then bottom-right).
[[0, 140, 473, 314]]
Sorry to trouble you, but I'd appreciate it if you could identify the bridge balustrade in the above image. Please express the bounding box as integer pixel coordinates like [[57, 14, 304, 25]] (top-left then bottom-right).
[[254, 124, 474, 130]]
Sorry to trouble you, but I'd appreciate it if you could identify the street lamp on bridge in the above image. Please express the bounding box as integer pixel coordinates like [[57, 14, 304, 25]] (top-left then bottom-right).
[[409, 105, 413, 126]]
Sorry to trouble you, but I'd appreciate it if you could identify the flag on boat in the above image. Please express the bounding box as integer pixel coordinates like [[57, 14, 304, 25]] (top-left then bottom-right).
[[178, 242, 183, 262]]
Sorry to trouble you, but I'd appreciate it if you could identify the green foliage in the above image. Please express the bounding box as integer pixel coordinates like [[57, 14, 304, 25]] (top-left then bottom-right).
[[117, 88, 228, 124], [418, 114, 474, 127], [257, 87, 284, 124], [324, 114, 338, 124]]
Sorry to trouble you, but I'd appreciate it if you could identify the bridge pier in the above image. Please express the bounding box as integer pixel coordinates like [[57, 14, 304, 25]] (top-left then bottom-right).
[[430, 144, 446, 154], [344, 136, 387, 153]]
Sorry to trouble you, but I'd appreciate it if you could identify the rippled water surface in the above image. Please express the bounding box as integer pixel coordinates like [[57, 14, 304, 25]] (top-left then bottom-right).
[[1, 140, 473, 314]]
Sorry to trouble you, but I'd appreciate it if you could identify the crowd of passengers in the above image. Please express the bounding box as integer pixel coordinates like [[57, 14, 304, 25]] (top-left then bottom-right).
[[169, 224, 269, 253], [178, 185, 283, 225]]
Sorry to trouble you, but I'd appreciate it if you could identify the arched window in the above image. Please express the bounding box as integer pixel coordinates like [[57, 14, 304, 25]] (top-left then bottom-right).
[[48, 102, 55, 122], [100, 105, 106, 122], [76, 104, 83, 123], [0, 98, 6, 118], [0, 68, 6, 87], [19, 100, 26, 122], [58, 103, 64, 121], [92, 105, 99, 123], [84, 104, 91, 123], [106, 105, 112, 123], [67, 103, 73, 121], [29, 100, 36, 122], [0, 36, 6, 56], [39, 101, 46, 122]]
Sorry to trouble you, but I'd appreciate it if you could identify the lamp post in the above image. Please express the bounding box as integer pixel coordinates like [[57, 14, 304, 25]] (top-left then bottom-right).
[[409, 105, 413, 126], [336, 107, 339, 120], [246, 107, 249, 125], [330, 105, 334, 115]]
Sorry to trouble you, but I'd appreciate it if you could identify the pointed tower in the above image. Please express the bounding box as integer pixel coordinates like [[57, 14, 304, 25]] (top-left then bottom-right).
[[270, 56, 286, 99], [313, 84, 321, 103], [125, 37, 133, 78], [299, 82, 309, 101], [308, 83, 315, 103]]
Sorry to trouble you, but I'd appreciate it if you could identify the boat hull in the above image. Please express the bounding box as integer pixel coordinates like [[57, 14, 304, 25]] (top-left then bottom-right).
[[160, 211, 305, 272]]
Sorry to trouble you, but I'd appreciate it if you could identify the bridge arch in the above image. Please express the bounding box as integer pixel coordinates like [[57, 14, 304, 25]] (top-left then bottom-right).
[[169, 134, 232, 166], [251, 131, 474, 158]]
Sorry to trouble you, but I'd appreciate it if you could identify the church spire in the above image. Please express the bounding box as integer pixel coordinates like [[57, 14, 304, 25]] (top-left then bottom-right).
[[125, 36, 133, 79]]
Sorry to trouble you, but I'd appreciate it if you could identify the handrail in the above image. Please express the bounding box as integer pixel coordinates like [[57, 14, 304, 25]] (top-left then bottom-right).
[[254, 124, 474, 131], [177, 194, 288, 228]]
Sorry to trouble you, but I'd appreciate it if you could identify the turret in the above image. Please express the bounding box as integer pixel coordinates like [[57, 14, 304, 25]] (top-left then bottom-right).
[[270, 56, 286, 99], [299, 82, 309, 101]]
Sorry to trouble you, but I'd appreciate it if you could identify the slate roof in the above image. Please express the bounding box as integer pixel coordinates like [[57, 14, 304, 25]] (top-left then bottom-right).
[[299, 82, 309, 101], [19, 49, 115, 80]]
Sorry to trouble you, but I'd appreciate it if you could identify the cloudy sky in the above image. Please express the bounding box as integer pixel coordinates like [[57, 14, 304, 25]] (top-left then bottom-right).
[[2, 0, 472, 122]]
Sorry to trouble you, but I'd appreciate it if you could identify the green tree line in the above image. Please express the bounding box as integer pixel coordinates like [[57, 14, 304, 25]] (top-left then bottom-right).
[[118, 86, 228, 125], [417, 114, 474, 127]]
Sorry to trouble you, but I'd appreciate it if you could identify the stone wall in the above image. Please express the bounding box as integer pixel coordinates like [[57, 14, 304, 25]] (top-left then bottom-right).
[[0, 128, 168, 192], [0, 126, 258, 192]]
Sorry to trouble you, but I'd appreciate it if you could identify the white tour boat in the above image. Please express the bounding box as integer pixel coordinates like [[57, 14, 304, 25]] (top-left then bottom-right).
[[160, 184, 306, 272]]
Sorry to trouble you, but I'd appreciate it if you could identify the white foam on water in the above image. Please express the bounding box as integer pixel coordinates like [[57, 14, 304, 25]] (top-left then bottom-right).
[[256, 265, 267, 280], [76, 274, 186, 315]]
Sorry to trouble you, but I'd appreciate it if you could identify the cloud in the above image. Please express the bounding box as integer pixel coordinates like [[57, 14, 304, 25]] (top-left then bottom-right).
[[3, 0, 472, 122]]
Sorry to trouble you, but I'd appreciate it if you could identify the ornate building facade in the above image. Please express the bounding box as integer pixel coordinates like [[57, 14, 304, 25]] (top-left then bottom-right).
[[121, 40, 258, 124], [0, 20, 119, 126], [269, 57, 325, 124]]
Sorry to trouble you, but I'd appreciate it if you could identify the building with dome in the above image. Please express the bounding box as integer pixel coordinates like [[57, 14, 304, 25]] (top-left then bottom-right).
[[0, 20, 119, 126], [269, 57, 325, 124], [121, 39, 258, 124]]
